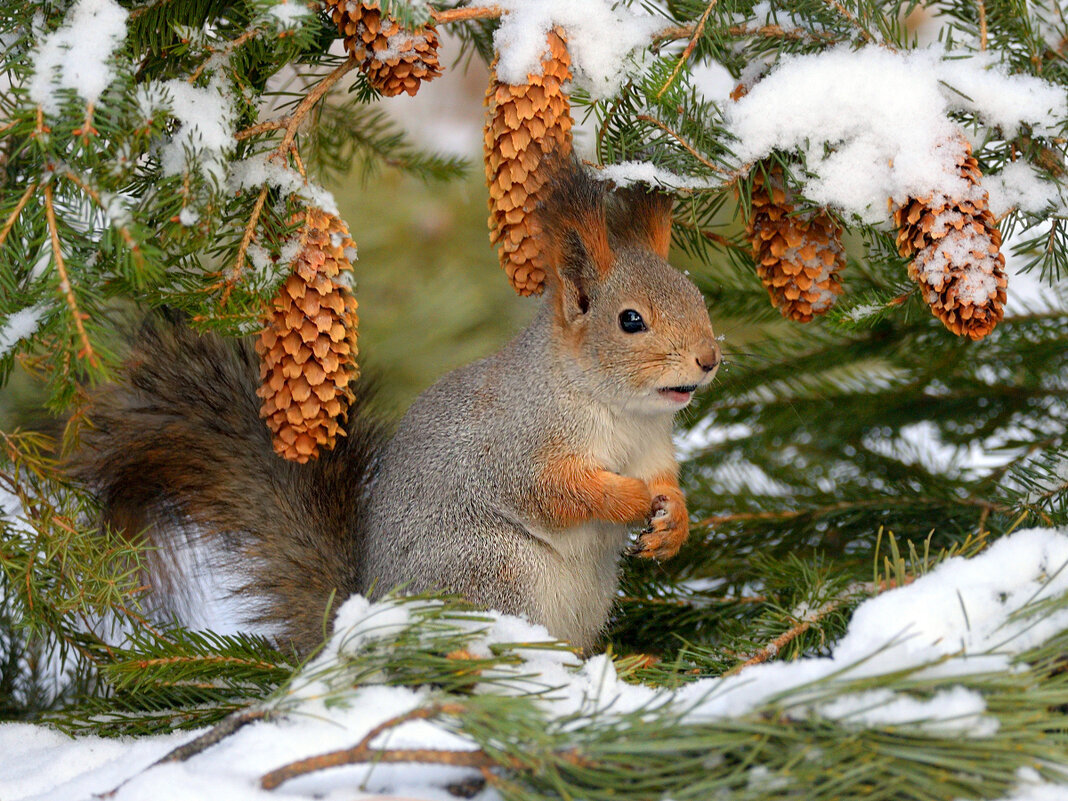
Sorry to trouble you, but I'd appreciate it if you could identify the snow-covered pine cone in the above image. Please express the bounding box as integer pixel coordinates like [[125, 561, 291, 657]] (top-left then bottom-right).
[[484, 28, 573, 296], [746, 164, 846, 322], [892, 136, 1007, 340], [325, 0, 442, 97], [256, 208, 360, 463]]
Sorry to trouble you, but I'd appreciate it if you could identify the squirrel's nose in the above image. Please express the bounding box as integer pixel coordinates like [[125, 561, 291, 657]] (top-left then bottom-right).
[[695, 341, 721, 374]]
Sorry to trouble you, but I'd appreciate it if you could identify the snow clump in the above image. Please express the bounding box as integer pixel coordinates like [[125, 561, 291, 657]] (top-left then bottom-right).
[[491, 0, 662, 100], [727, 46, 1066, 222], [28, 0, 129, 115]]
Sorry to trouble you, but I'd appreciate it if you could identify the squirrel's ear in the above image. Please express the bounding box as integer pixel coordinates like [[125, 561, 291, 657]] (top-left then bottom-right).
[[539, 160, 615, 322], [608, 184, 674, 260]]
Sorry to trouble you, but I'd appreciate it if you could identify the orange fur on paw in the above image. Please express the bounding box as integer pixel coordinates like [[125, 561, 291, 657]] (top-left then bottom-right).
[[629, 478, 688, 560], [536, 454, 652, 528]]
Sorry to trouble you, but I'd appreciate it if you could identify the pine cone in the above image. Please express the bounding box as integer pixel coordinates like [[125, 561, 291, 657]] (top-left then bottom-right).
[[324, 0, 442, 97], [892, 137, 1007, 340], [746, 164, 846, 322], [484, 28, 574, 296], [256, 209, 360, 463]]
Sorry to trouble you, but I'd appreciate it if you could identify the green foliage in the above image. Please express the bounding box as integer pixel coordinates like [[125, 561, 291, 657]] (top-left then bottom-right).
[[0, 3, 1067, 797]]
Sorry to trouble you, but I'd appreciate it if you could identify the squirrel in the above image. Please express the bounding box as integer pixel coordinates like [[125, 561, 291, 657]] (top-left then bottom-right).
[[70, 163, 721, 655]]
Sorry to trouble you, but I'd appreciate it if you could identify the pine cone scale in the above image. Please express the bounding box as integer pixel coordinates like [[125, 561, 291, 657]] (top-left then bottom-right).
[[256, 208, 360, 463]]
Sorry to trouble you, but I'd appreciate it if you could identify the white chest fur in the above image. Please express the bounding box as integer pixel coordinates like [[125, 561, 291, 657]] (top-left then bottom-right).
[[584, 404, 677, 480], [530, 406, 678, 651]]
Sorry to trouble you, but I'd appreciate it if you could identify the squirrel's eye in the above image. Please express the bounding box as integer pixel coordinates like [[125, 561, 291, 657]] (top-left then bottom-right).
[[618, 309, 647, 334]]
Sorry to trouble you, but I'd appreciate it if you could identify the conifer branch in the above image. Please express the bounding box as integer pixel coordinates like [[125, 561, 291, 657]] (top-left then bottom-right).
[[0, 181, 36, 250], [60, 170, 143, 269], [635, 114, 733, 176], [656, 1, 717, 99], [43, 183, 98, 368]]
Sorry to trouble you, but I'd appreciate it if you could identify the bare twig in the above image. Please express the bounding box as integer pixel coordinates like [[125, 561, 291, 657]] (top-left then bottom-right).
[[0, 181, 36, 250], [43, 183, 98, 367], [977, 0, 988, 50], [431, 5, 501, 24], [277, 56, 358, 156], [260, 703, 491, 790], [657, 1, 717, 99]]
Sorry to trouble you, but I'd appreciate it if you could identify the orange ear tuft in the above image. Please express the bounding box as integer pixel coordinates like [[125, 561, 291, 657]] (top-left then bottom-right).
[[538, 158, 615, 281], [609, 185, 674, 260]]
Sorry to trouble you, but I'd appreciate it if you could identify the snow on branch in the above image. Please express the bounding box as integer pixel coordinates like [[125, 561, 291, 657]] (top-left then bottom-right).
[[726, 46, 1067, 222]]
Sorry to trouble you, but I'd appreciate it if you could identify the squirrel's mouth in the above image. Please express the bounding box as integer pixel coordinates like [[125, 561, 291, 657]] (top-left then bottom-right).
[[658, 384, 699, 404]]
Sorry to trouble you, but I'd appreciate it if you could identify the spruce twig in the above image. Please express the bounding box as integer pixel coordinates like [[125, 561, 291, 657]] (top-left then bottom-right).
[[43, 183, 98, 368]]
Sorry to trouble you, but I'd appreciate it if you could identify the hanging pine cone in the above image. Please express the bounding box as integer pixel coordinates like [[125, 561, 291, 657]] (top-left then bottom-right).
[[892, 136, 1007, 340], [746, 164, 846, 322], [324, 0, 442, 97], [484, 28, 573, 296], [256, 208, 360, 463]]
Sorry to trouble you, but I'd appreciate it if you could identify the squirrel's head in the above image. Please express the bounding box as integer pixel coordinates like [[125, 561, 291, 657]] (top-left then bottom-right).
[[539, 162, 720, 415]]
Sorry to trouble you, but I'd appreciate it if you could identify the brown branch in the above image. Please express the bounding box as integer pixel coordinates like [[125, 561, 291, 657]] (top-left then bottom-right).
[[636, 114, 730, 176], [219, 56, 359, 303], [431, 6, 501, 24], [218, 183, 269, 306], [277, 55, 358, 156], [156, 708, 269, 763], [699, 496, 1005, 529], [657, 1, 717, 99], [234, 118, 288, 141], [0, 181, 36, 250], [724, 579, 910, 675], [673, 218, 743, 250], [98, 710, 270, 798], [977, 0, 988, 50], [260, 703, 488, 790], [43, 183, 98, 367]]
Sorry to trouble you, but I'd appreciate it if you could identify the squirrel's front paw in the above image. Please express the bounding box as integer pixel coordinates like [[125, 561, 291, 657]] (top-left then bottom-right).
[[627, 492, 689, 560]]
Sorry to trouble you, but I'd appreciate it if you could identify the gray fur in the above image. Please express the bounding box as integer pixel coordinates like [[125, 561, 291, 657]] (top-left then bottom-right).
[[71, 167, 719, 654]]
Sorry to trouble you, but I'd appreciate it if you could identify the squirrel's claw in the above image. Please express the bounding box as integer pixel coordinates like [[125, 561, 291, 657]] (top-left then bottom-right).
[[628, 494, 689, 561]]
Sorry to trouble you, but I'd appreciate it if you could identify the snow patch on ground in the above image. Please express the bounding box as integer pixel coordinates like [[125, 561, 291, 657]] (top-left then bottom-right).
[[4, 527, 1068, 800], [28, 0, 128, 115]]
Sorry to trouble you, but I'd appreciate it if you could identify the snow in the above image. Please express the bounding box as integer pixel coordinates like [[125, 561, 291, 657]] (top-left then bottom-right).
[[28, 0, 128, 115], [726, 46, 1067, 223], [598, 161, 717, 190], [986, 160, 1062, 217], [4, 527, 1068, 799], [491, 0, 662, 100], [264, 1, 312, 31], [227, 153, 340, 216], [0, 305, 47, 358], [157, 76, 238, 185]]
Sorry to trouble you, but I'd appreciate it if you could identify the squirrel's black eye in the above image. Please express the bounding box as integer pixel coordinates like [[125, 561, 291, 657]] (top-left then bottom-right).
[[618, 310, 647, 333]]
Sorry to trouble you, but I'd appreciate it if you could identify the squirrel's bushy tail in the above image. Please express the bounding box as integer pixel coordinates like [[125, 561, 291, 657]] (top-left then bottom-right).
[[69, 314, 386, 653]]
